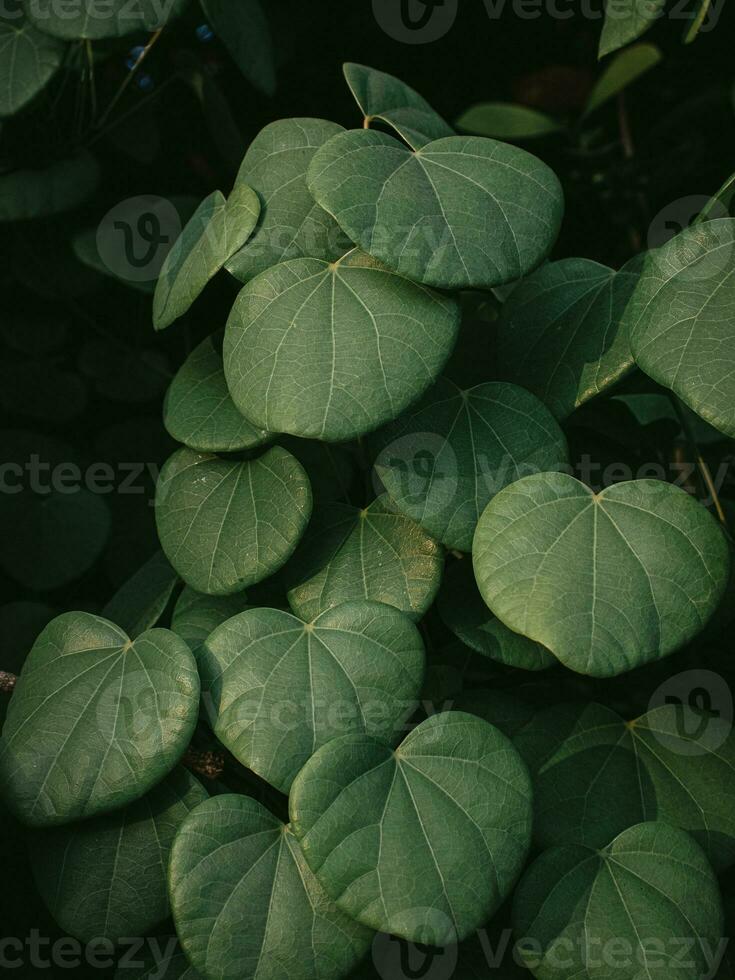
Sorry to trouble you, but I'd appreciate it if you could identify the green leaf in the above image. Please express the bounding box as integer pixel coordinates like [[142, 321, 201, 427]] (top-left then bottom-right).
[[585, 43, 661, 115], [155, 445, 312, 596], [153, 184, 260, 331], [343, 62, 454, 150], [101, 550, 180, 638], [113, 938, 201, 980], [171, 585, 252, 651], [26, 0, 188, 39], [285, 497, 444, 623], [437, 560, 555, 671], [513, 822, 723, 980], [0, 10, 66, 117], [200, 0, 275, 96], [374, 378, 569, 550], [456, 103, 562, 140], [0, 151, 99, 221], [225, 118, 349, 283], [30, 768, 206, 942], [169, 795, 372, 980], [0, 612, 200, 827], [496, 257, 641, 419], [164, 336, 271, 452], [599, 0, 667, 58], [289, 711, 532, 944], [223, 250, 460, 441], [307, 130, 564, 290], [627, 221, 735, 438], [522, 701, 735, 871], [199, 600, 425, 792], [473, 474, 729, 677]]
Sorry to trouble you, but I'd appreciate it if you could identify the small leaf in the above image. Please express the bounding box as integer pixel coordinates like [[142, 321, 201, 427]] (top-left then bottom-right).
[[101, 550, 180, 638], [201, 0, 275, 96], [456, 103, 562, 140], [223, 250, 460, 441], [163, 336, 271, 452], [199, 600, 425, 792], [30, 768, 206, 943], [437, 560, 555, 671], [226, 118, 349, 283], [374, 378, 568, 550], [599, 0, 667, 58], [169, 795, 372, 980], [585, 43, 661, 115], [285, 497, 444, 623], [627, 221, 735, 438], [0, 10, 66, 117], [473, 474, 729, 677], [0, 612, 200, 827], [171, 585, 252, 651], [0, 151, 99, 221], [153, 184, 260, 331], [496, 256, 641, 419], [155, 446, 312, 596], [289, 711, 532, 944], [26, 0, 188, 39], [513, 822, 723, 980], [343, 62, 454, 149], [307, 130, 564, 290]]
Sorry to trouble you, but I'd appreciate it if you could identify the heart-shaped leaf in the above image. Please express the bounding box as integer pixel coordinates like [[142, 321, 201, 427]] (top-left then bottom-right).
[[201, 0, 275, 96], [627, 220, 735, 438], [0, 612, 200, 827], [0, 151, 99, 221], [153, 184, 260, 331], [163, 336, 271, 452], [495, 256, 641, 419], [155, 446, 312, 596], [437, 560, 555, 671], [169, 795, 372, 980], [30, 767, 206, 942], [26, 0, 188, 39], [521, 701, 735, 871], [223, 250, 460, 441], [343, 62, 454, 149], [289, 711, 533, 944], [101, 550, 180, 638], [199, 600, 424, 792], [513, 822, 723, 980], [473, 474, 729, 677], [225, 118, 349, 282], [0, 11, 66, 117], [374, 378, 568, 550], [307, 130, 564, 290], [285, 497, 444, 623]]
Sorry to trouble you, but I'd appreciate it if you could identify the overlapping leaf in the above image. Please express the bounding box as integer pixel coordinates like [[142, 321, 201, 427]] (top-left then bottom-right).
[[201, 0, 275, 95], [599, 0, 666, 57], [171, 585, 252, 651], [307, 130, 564, 289], [101, 550, 180, 638], [0, 11, 66, 117], [224, 250, 460, 441], [473, 473, 729, 677]]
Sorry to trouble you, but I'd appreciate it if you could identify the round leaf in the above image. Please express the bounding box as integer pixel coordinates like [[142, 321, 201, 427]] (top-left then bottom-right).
[[473, 474, 729, 677], [285, 497, 444, 623], [513, 822, 723, 980], [30, 768, 206, 942], [153, 184, 260, 331], [169, 795, 372, 980], [437, 560, 555, 671], [289, 711, 533, 944], [0, 612, 200, 827], [374, 378, 569, 550], [225, 118, 349, 283], [307, 130, 564, 290], [26, 0, 188, 39], [164, 336, 271, 452], [198, 600, 425, 792], [155, 445, 312, 596], [343, 62, 454, 149], [223, 250, 460, 441], [0, 11, 66, 117], [496, 257, 641, 419], [524, 701, 735, 871], [627, 220, 735, 438], [101, 550, 180, 639]]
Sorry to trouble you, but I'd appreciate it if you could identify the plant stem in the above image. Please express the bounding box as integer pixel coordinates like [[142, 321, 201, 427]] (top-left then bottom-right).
[[671, 394, 729, 528], [0, 672, 17, 693], [95, 28, 163, 131]]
